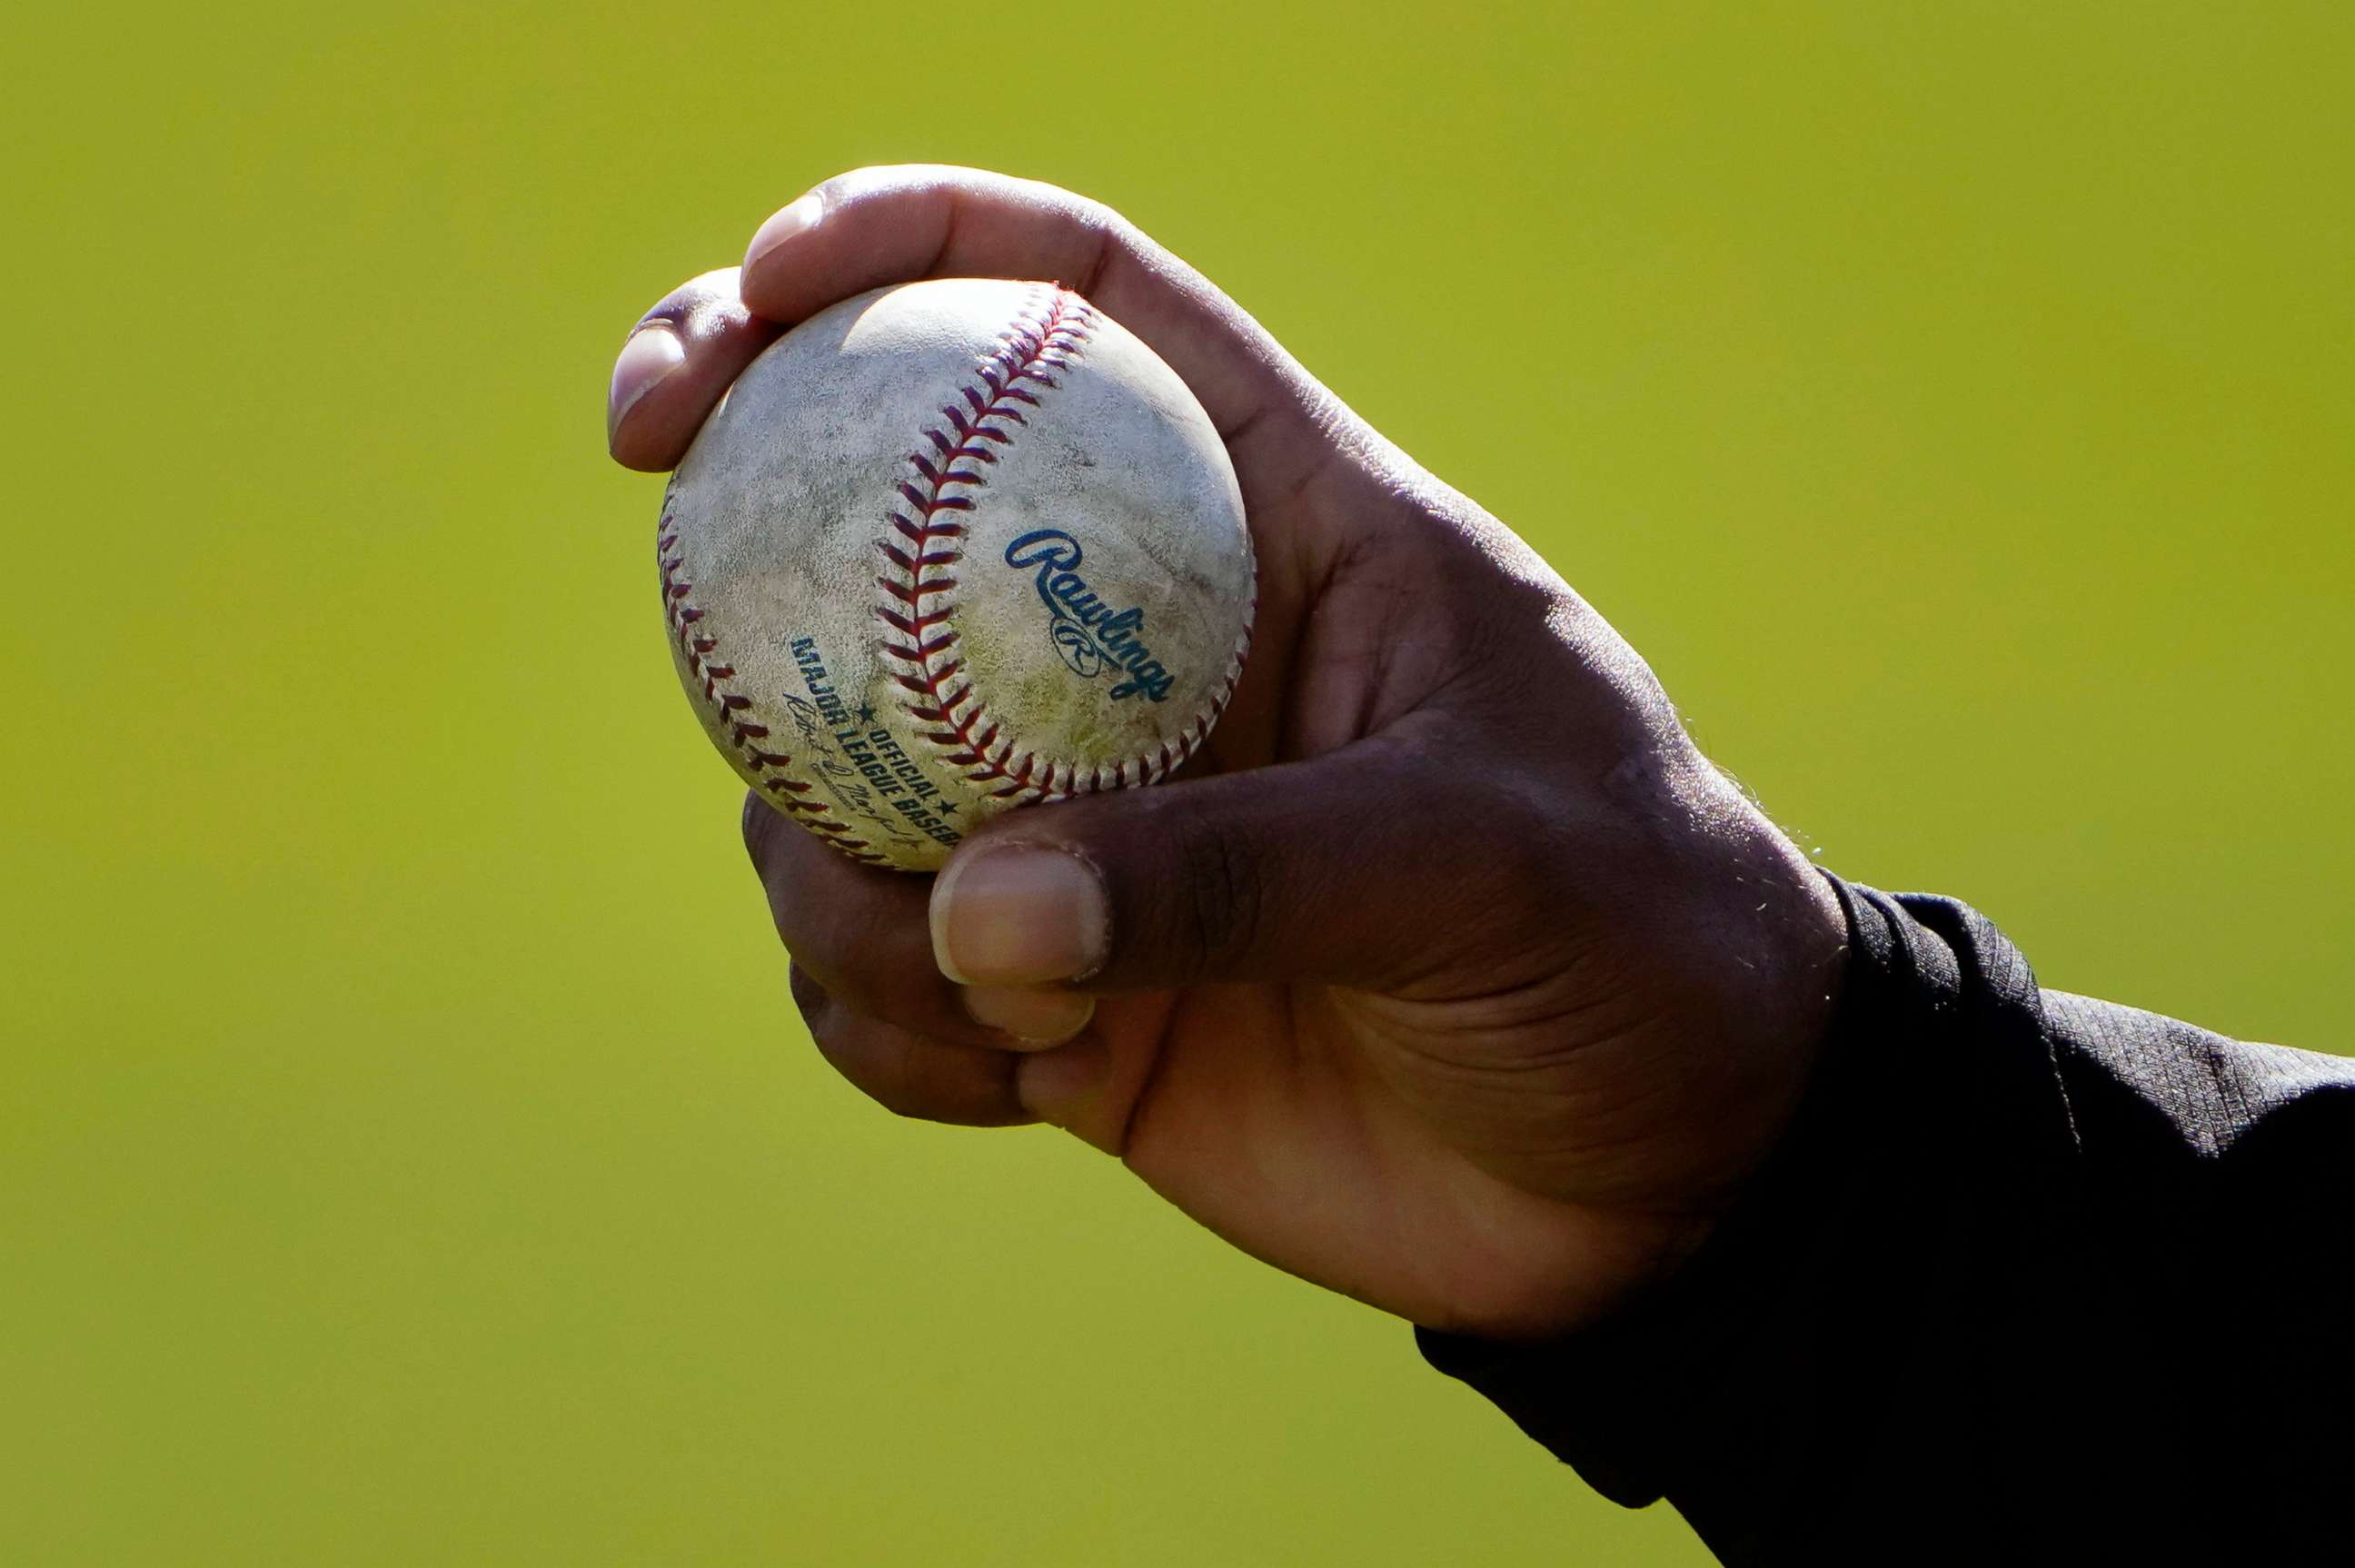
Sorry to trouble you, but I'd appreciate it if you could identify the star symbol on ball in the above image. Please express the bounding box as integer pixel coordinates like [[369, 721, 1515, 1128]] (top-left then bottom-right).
[[855, 703, 876, 723]]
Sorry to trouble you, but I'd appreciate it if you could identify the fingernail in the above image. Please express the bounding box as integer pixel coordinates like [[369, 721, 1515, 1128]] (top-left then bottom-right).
[[1017, 1038, 1109, 1125], [959, 985, 1096, 1047], [609, 322, 685, 437], [929, 847, 1109, 986], [745, 192, 823, 273]]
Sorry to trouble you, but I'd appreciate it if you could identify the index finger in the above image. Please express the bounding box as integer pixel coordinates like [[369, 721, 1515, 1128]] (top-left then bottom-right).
[[739, 164, 1326, 469]]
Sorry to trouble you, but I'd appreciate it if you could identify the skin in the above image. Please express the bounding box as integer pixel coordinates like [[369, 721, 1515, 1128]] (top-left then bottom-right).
[[609, 165, 1849, 1343]]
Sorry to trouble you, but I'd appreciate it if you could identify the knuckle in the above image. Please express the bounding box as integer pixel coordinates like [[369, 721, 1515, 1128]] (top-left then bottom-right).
[[637, 269, 743, 338], [996, 176, 1137, 289], [1083, 220, 1135, 295], [1065, 204, 1142, 293], [1096, 207, 1145, 253], [1060, 193, 1124, 240], [1170, 811, 1265, 982]]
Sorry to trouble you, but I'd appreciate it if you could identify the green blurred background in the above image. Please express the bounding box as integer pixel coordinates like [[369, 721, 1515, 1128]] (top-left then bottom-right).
[[5, 2, 2349, 1562]]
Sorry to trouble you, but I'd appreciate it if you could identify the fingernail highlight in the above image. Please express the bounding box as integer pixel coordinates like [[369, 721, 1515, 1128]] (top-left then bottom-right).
[[608, 322, 685, 437], [959, 985, 1096, 1047], [745, 192, 823, 272], [929, 847, 1108, 987]]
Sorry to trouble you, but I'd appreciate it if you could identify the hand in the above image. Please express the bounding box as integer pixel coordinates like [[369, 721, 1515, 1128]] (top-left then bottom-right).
[[608, 165, 1848, 1341]]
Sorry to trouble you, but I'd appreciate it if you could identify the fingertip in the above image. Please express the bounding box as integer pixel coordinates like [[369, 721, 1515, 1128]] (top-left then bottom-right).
[[602, 267, 782, 472], [606, 321, 686, 454]]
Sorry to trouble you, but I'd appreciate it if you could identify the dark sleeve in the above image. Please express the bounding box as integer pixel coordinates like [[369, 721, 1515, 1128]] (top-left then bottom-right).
[[1415, 876, 2354, 1563]]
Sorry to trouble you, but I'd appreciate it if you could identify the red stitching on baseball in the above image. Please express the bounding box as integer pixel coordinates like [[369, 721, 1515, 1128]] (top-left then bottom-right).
[[661, 511, 888, 866], [873, 288, 1255, 807]]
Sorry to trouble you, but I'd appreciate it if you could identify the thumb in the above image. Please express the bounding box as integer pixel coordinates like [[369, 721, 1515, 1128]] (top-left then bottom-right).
[[927, 736, 1537, 997]]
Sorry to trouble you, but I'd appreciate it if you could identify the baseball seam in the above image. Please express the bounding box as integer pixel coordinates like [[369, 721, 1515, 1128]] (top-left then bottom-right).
[[874, 286, 1257, 808], [661, 509, 888, 864]]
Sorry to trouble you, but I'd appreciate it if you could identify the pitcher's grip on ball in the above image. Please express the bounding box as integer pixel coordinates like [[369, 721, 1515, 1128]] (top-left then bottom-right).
[[657, 278, 1256, 872]]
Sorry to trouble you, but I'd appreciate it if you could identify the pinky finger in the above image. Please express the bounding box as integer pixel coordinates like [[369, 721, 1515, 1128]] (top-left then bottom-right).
[[794, 963, 1035, 1128]]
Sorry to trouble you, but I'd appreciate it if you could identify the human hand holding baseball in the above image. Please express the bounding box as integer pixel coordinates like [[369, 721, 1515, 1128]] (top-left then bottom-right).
[[608, 165, 1848, 1341]]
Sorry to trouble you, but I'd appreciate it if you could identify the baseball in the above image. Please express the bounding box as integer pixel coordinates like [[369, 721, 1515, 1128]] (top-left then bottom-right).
[[657, 277, 1257, 871]]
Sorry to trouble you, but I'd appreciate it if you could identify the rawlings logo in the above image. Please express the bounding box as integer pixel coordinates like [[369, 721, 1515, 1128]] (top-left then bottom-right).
[[1003, 529, 1174, 702]]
